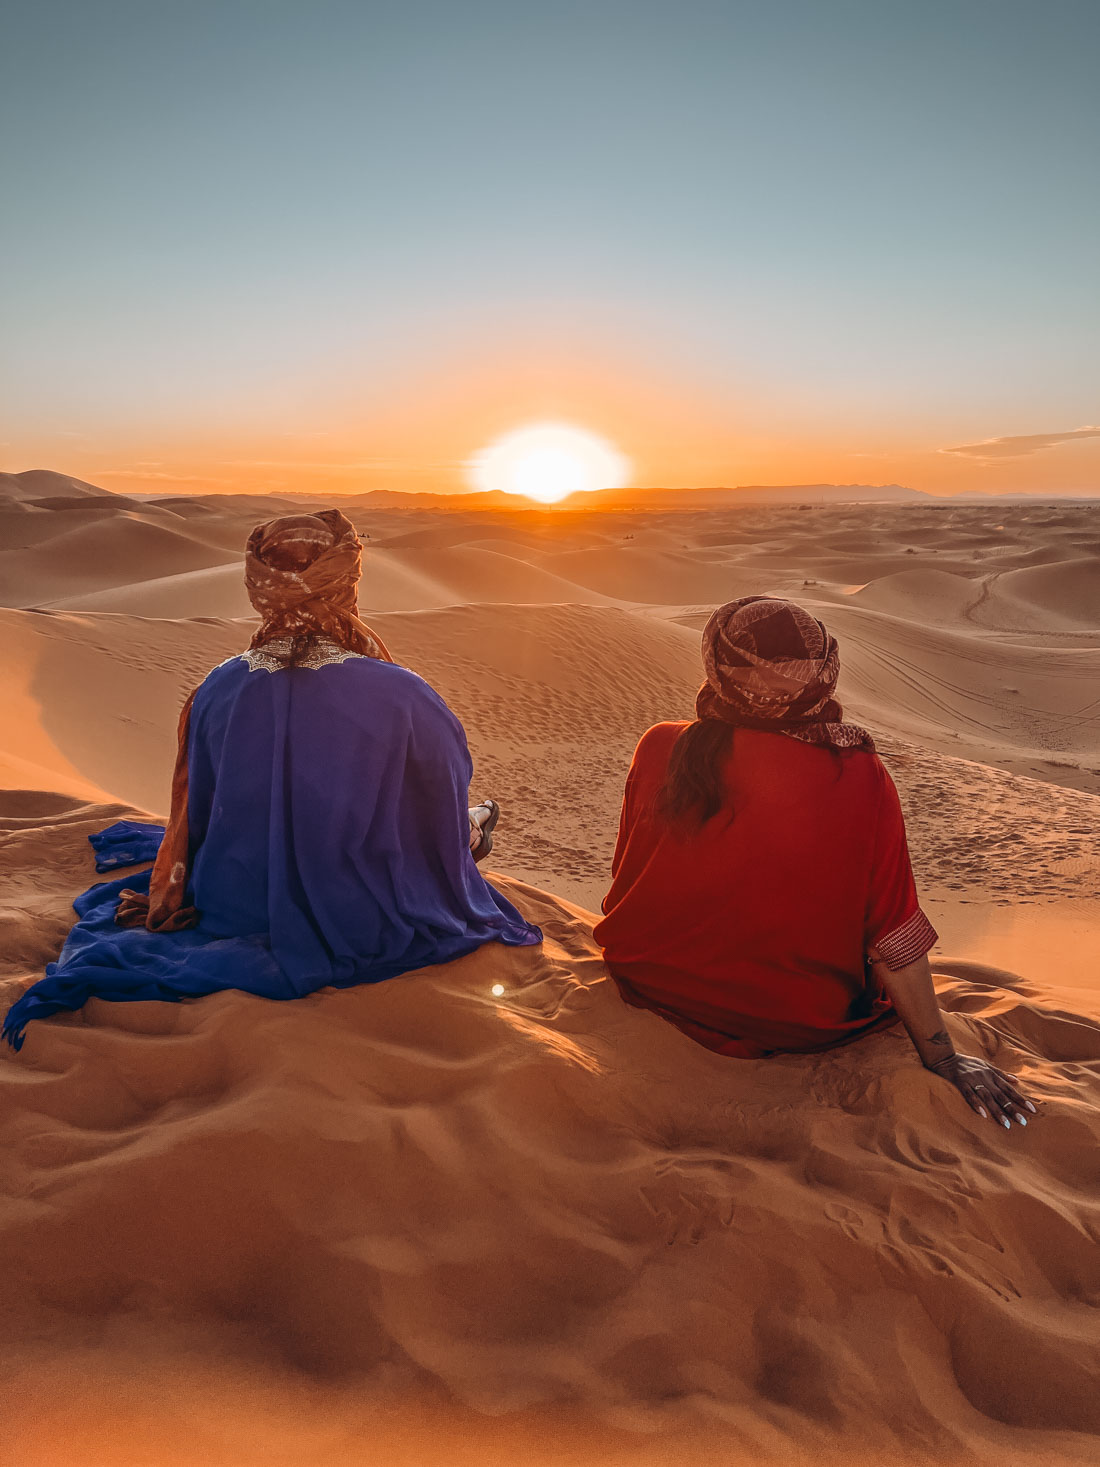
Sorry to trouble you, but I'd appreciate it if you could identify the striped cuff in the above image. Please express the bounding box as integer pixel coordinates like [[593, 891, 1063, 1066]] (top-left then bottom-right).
[[874, 908, 938, 971]]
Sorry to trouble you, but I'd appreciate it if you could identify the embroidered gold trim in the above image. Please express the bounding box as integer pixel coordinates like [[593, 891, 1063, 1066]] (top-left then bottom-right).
[[240, 635, 369, 674], [876, 908, 938, 971]]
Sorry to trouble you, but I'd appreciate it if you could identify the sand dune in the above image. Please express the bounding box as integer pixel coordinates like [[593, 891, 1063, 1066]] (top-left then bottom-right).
[[841, 568, 983, 623], [0, 501, 168, 553], [838, 563, 1100, 637], [987, 560, 1100, 630], [0, 468, 116, 502], [43, 553, 460, 619], [46, 548, 622, 618], [2, 591, 1096, 912], [46, 564, 259, 618], [369, 547, 621, 610], [811, 601, 1100, 783], [532, 545, 767, 604], [0, 513, 242, 607], [147, 491, 306, 519], [1, 485, 1099, 1462], [0, 609, 245, 810], [0, 602, 699, 896], [1, 797, 1099, 1465]]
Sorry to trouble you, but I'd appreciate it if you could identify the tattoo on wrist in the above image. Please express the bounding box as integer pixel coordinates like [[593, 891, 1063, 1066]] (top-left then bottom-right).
[[927, 1030, 951, 1048]]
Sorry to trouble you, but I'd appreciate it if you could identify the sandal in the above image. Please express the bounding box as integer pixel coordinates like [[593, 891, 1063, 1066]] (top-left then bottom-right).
[[470, 799, 500, 862]]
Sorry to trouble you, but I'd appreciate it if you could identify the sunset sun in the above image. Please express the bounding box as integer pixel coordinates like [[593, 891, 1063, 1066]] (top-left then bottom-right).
[[468, 423, 630, 504]]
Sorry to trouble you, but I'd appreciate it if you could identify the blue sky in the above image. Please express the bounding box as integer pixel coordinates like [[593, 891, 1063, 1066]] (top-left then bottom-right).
[[2, 0, 1097, 494]]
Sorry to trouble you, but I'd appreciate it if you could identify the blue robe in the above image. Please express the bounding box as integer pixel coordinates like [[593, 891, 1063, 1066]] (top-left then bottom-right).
[[3, 651, 541, 1048]]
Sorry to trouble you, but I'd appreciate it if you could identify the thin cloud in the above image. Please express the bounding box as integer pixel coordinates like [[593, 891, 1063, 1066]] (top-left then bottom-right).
[[221, 459, 392, 472], [100, 469, 231, 483], [222, 459, 454, 471], [941, 426, 1100, 459]]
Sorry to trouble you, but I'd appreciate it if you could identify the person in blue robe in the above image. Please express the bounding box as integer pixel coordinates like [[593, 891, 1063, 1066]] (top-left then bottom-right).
[[3, 510, 541, 1050]]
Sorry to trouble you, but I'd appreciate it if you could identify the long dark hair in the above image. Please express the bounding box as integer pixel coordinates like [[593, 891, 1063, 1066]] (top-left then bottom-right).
[[657, 719, 735, 829], [657, 718, 854, 832]]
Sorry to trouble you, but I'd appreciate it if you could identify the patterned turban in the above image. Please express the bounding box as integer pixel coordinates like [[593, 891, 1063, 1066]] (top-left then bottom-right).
[[696, 596, 874, 751], [245, 507, 391, 661]]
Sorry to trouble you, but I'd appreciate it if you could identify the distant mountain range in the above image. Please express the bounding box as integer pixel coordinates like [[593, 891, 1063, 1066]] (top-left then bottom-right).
[[2, 471, 933, 513], [302, 482, 932, 510], [570, 482, 927, 508], [3, 469, 1093, 514]]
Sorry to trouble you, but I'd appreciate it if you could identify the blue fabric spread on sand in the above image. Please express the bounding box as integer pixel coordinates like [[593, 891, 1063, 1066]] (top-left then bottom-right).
[[89, 819, 165, 872], [4, 654, 541, 1048]]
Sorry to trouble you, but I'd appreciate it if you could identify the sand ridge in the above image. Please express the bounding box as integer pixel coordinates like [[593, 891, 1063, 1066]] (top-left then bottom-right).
[[1, 797, 1099, 1465], [1, 476, 1098, 1462], [1, 597, 1096, 910]]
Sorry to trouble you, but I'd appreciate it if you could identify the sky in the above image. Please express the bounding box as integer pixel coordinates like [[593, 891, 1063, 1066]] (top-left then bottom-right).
[[1, 0, 1098, 498]]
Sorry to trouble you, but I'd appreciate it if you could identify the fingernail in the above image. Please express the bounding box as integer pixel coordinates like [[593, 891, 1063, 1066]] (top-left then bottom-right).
[[1016, 1115, 1027, 1125], [1002, 1118, 1011, 1129], [978, 1107, 988, 1118], [1025, 1101, 1037, 1113]]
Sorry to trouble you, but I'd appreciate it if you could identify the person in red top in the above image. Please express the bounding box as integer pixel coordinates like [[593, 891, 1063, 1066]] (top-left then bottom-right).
[[594, 596, 1035, 1128]]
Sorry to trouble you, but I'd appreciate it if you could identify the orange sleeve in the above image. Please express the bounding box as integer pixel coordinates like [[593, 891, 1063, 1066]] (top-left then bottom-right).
[[865, 761, 937, 970]]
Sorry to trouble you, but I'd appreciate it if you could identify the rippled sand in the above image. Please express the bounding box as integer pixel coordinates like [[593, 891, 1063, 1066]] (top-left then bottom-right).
[[1, 473, 1098, 1463]]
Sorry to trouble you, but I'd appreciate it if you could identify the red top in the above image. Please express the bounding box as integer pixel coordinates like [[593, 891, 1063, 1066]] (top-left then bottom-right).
[[594, 723, 937, 1058]]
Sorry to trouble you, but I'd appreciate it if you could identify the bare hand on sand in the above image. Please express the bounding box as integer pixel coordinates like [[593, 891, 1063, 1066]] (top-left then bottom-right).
[[927, 1051, 1037, 1128]]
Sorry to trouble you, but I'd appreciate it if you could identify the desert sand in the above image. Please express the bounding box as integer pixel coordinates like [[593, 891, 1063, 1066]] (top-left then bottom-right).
[[1, 470, 1098, 1465]]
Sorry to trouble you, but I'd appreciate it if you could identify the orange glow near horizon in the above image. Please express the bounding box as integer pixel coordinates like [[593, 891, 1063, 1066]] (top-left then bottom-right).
[[7, 340, 1100, 501], [467, 422, 630, 503]]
